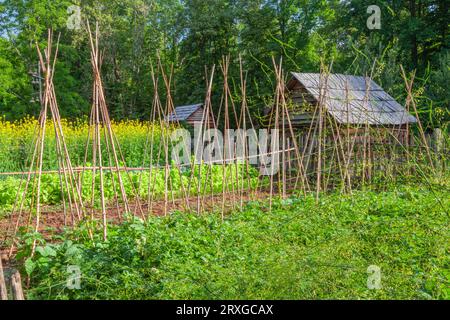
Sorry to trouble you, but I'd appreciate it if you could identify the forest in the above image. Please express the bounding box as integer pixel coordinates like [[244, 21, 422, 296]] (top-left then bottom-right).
[[0, 0, 448, 128]]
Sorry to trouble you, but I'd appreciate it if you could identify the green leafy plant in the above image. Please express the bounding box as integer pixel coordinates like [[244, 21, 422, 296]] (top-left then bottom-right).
[[17, 182, 449, 300]]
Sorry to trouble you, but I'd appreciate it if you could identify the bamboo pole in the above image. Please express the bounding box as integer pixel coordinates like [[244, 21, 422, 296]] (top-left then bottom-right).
[[30, 30, 52, 257], [267, 57, 283, 211], [221, 56, 231, 219], [157, 60, 190, 212], [400, 66, 435, 172], [239, 55, 251, 209], [315, 65, 328, 202]]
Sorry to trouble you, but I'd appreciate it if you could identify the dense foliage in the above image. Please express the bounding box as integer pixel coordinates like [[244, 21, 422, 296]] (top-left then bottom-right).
[[0, 0, 448, 128], [19, 183, 449, 299]]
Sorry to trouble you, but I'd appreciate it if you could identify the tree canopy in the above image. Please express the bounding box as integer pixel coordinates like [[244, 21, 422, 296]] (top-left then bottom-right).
[[0, 0, 448, 128]]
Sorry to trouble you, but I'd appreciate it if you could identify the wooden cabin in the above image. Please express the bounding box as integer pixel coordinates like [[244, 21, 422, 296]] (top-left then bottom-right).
[[285, 72, 417, 145], [286, 72, 417, 120], [269, 72, 419, 180], [267, 72, 417, 143], [166, 103, 214, 127], [285, 72, 417, 129]]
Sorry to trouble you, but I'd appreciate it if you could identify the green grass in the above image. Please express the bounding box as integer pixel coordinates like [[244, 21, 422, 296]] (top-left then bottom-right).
[[18, 182, 449, 300]]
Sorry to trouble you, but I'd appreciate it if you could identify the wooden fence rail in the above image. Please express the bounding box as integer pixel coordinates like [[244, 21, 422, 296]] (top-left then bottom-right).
[[0, 256, 25, 300]]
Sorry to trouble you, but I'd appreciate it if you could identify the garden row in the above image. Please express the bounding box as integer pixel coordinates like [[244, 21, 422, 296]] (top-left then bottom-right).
[[19, 182, 450, 299], [0, 163, 260, 215]]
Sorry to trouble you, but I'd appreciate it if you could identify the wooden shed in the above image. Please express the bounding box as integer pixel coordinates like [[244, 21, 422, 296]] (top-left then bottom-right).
[[269, 72, 419, 181], [166, 103, 214, 127], [285, 72, 417, 128]]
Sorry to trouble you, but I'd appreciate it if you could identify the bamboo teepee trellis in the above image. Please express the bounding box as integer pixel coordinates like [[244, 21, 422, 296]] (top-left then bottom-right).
[[6, 30, 84, 256], [2, 25, 444, 252], [78, 22, 145, 240]]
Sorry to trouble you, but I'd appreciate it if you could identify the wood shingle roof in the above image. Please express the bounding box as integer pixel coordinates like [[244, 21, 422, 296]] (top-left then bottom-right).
[[289, 72, 417, 125]]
